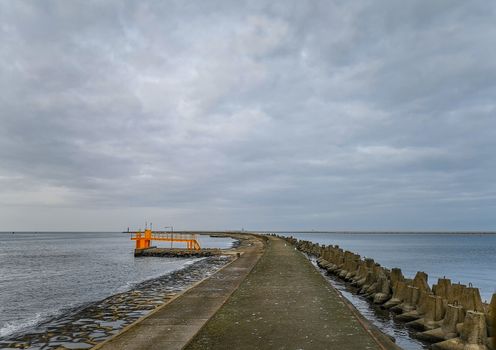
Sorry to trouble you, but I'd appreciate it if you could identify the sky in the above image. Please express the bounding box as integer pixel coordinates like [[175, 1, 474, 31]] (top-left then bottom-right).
[[0, 1, 495, 231]]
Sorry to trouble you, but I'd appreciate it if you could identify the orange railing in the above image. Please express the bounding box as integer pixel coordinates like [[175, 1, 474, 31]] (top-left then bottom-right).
[[130, 229, 201, 250]]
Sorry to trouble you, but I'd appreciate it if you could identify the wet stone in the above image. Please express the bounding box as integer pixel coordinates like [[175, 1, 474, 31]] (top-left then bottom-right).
[[49, 336, 72, 342], [52, 341, 93, 349]]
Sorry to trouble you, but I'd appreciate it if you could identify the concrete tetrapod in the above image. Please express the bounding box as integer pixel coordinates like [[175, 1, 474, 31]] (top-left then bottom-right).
[[383, 280, 409, 309], [393, 286, 420, 319], [362, 267, 389, 302], [450, 284, 467, 304], [356, 258, 375, 288], [417, 303, 465, 343], [371, 273, 392, 304], [364, 267, 383, 296], [359, 271, 378, 294], [413, 271, 431, 294], [406, 295, 446, 331], [394, 271, 431, 320], [487, 293, 496, 349], [335, 251, 350, 277], [316, 258, 328, 268], [325, 258, 339, 273], [344, 259, 360, 281], [432, 311, 488, 350], [460, 287, 485, 314], [390, 268, 405, 288], [338, 252, 358, 277], [326, 249, 344, 273], [434, 278, 453, 302], [395, 289, 429, 322], [351, 261, 369, 286], [339, 252, 359, 279]]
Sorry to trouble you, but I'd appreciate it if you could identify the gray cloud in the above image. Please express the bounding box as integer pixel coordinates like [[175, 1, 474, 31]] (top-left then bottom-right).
[[1, 0, 495, 231]]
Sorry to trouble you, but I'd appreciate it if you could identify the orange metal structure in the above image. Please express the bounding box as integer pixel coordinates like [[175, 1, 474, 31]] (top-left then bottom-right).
[[130, 229, 201, 250]]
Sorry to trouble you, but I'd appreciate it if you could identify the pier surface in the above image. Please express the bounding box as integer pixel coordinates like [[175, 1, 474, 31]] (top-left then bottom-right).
[[97, 235, 397, 350], [186, 236, 392, 350]]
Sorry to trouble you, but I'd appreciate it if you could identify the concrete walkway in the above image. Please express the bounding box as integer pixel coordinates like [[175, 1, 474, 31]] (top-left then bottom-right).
[[95, 235, 264, 350], [185, 236, 388, 350]]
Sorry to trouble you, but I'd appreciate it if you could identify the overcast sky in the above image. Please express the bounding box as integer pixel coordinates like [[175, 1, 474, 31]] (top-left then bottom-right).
[[1, 1, 495, 231]]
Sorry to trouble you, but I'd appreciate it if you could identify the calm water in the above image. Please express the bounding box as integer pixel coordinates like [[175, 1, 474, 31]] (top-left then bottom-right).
[[281, 233, 496, 300], [0, 232, 234, 338], [280, 232, 496, 350]]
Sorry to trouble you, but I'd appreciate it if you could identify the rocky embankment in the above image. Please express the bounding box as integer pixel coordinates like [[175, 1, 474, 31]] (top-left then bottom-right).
[[134, 247, 223, 257], [0, 256, 233, 350], [279, 235, 496, 350]]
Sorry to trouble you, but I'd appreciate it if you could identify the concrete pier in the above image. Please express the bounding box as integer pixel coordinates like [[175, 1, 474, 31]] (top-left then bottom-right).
[[97, 234, 398, 350], [185, 236, 398, 350]]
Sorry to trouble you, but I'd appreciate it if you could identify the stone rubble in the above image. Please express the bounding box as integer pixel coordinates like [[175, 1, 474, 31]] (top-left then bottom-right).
[[0, 256, 233, 350]]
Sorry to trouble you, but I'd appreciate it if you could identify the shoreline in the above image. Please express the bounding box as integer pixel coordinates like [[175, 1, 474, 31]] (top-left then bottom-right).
[[0, 255, 234, 350]]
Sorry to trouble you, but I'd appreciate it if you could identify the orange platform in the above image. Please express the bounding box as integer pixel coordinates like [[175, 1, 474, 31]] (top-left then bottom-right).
[[130, 229, 201, 250]]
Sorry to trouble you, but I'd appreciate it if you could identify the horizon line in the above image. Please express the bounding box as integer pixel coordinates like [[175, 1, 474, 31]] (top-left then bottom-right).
[[2, 230, 496, 234]]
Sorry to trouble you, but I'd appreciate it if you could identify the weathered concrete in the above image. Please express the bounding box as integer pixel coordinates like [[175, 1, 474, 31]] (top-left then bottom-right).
[[487, 294, 496, 350], [393, 286, 420, 318], [461, 286, 485, 313], [185, 236, 398, 350], [417, 303, 465, 343], [432, 311, 489, 350], [488, 294, 496, 337], [383, 280, 408, 309], [434, 278, 453, 301], [95, 234, 264, 350], [407, 295, 445, 331]]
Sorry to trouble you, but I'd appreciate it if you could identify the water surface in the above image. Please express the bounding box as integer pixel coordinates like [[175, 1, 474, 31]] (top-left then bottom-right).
[[0, 232, 234, 338], [281, 232, 496, 300]]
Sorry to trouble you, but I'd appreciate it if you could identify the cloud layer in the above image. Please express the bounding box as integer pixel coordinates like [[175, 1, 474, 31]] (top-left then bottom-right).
[[1, 1, 495, 231]]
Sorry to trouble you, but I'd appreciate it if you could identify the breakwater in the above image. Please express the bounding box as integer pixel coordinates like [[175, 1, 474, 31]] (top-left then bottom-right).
[[279, 235, 495, 350], [186, 235, 399, 350], [0, 256, 233, 350], [134, 247, 225, 257]]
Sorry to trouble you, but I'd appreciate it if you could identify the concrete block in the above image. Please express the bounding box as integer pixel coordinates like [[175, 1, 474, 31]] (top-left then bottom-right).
[[432, 311, 488, 350]]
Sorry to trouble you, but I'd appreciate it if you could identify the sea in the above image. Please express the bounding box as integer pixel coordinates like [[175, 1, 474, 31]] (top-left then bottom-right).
[[278, 232, 496, 350], [0, 231, 234, 339]]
